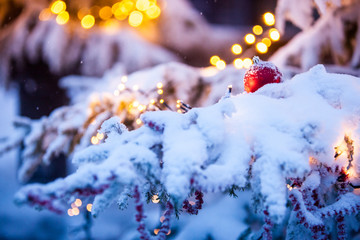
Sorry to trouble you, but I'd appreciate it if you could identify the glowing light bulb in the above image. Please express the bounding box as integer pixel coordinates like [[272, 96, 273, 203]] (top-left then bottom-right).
[[86, 204, 92, 212], [262, 38, 272, 47], [264, 12, 275, 26], [56, 11, 69, 25], [253, 25, 263, 35], [150, 99, 156, 104], [129, 11, 143, 27], [121, 76, 128, 83], [133, 85, 139, 91], [157, 89, 164, 95], [72, 207, 80, 216], [269, 28, 280, 41], [118, 84, 126, 91], [210, 55, 220, 66], [243, 58, 253, 68], [233, 58, 244, 69], [157, 82, 163, 89], [99, 6, 112, 20], [138, 105, 146, 111], [159, 99, 164, 104], [136, 119, 142, 125], [245, 34, 256, 44], [231, 44, 242, 55], [67, 209, 74, 216], [256, 42, 268, 54], [91, 136, 99, 145], [51, 1, 66, 14], [145, 5, 161, 19], [96, 133, 104, 140], [74, 199, 82, 207], [81, 15, 95, 29], [39, 8, 52, 21], [216, 60, 226, 70], [152, 195, 160, 203], [133, 101, 139, 107]]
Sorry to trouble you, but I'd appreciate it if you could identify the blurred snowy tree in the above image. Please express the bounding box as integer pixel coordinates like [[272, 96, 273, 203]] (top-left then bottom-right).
[[271, 0, 360, 76]]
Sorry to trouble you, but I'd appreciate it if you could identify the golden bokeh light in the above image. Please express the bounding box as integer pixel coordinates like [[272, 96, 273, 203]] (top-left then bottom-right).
[[269, 28, 280, 41], [243, 58, 253, 68], [99, 6, 113, 20], [233, 58, 244, 69], [72, 207, 80, 216], [86, 204, 93, 212], [245, 34, 256, 44], [128, 11, 144, 27], [146, 5, 161, 19], [157, 82, 163, 89], [39, 8, 52, 21], [51, 1, 66, 14], [81, 15, 95, 29], [77, 8, 88, 20], [96, 132, 104, 140], [91, 136, 99, 145], [264, 12, 275, 26], [216, 60, 226, 70], [133, 85, 139, 91], [231, 44, 242, 55], [56, 11, 69, 25], [74, 199, 82, 207], [136, 118, 142, 125], [262, 38, 272, 47], [67, 209, 74, 216], [118, 83, 126, 91], [136, 0, 151, 11], [210, 55, 220, 66], [256, 42, 268, 54], [121, 76, 128, 83], [253, 25, 263, 35]]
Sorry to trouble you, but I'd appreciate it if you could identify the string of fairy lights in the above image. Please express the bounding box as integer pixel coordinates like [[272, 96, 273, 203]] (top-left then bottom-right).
[[210, 12, 281, 70], [89, 74, 190, 145], [39, 0, 161, 29]]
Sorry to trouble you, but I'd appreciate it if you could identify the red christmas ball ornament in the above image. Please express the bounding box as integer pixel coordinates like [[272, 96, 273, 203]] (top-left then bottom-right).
[[243, 56, 283, 93]]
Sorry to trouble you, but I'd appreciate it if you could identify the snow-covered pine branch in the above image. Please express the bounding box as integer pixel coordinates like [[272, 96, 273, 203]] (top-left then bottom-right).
[[15, 65, 360, 238], [272, 0, 360, 76], [7, 62, 243, 183]]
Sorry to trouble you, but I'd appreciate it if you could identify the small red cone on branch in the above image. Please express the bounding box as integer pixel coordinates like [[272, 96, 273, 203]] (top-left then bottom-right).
[[243, 56, 283, 93]]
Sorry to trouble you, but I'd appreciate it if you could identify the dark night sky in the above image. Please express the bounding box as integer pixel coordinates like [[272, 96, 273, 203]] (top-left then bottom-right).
[[190, 0, 277, 26]]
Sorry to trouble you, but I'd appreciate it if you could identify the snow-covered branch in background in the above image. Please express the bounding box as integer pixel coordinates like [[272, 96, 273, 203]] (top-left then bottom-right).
[[272, 0, 360, 76], [14, 65, 360, 238], [0, 0, 243, 82], [1, 62, 243, 183]]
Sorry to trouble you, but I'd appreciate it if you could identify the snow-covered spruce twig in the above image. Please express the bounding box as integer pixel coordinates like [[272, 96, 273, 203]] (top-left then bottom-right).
[[11, 62, 244, 183], [14, 65, 360, 238]]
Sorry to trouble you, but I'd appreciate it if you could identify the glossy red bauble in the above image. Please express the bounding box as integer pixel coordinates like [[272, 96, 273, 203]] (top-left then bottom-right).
[[243, 57, 283, 93]]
